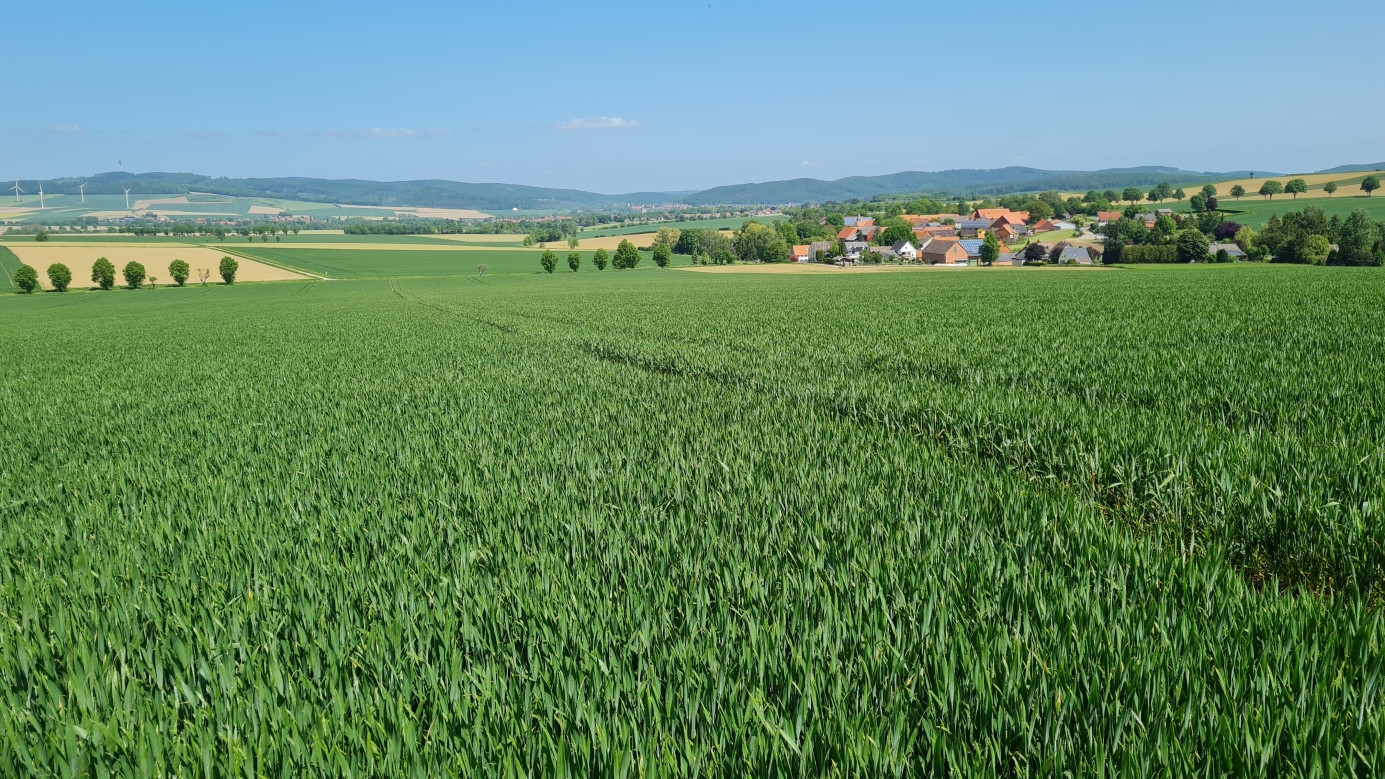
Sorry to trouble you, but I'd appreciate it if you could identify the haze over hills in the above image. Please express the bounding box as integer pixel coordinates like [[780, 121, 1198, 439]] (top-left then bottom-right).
[[10, 164, 1383, 212]]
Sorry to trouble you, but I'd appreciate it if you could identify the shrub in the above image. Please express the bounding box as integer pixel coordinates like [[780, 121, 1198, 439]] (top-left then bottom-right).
[[123, 261, 147, 289], [13, 264, 39, 293], [46, 263, 72, 292], [34, 230, 49, 242], [567, 252, 582, 272], [91, 257, 116, 290], [592, 249, 609, 271], [169, 259, 190, 287], [219, 256, 239, 285], [540, 250, 558, 273], [476, 264, 488, 276]]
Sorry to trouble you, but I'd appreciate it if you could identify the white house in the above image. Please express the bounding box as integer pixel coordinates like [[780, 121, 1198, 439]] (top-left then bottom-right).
[[892, 240, 918, 260]]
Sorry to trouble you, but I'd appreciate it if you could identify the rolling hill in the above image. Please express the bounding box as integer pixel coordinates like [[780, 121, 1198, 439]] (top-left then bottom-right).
[[9, 164, 1382, 212]]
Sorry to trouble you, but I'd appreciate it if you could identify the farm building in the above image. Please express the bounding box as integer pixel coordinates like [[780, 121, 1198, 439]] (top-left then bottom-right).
[[1209, 243, 1247, 259], [791, 244, 811, 263], [919, 238, 969, 265], [1057, 247, 1093, 264]]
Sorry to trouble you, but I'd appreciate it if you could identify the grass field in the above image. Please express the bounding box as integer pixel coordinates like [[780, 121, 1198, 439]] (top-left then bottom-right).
[[1, 265, 1382, 774], [1150, 194, 1385, 228], [226, 246, 662, 278], [0, 245, 22, 288]]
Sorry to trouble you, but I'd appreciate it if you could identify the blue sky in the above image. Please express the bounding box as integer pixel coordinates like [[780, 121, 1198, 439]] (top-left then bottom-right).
[[2, 0, 1382, 193]]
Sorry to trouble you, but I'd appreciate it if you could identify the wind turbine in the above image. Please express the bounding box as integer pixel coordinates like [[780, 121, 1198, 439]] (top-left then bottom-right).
[[9, 181, 21, 202], [123, 187, 131, 210], [79, 182, 87, 203], [38, 184, 44, 209]]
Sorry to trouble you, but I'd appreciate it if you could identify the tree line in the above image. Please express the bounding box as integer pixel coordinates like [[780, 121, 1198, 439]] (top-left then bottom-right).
[[1102, 206, 1383, 265], [13, 256, 241, 293]]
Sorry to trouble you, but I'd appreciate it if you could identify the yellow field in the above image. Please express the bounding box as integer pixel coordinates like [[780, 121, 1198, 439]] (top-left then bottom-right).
[[571, 230, 734, 252], [409, 207, 490, 220], [132, 196, 190, 210], [248, 205, 283, 215], [430, 234, 529, 244], [8, 246, 309, 288]]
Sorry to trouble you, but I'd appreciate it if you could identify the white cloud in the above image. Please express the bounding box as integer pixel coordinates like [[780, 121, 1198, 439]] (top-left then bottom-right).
[[367, 127, 417, 138], [555, 117, 641, 131], [49, 123, 91, 134], [801, 160, 818, 167]]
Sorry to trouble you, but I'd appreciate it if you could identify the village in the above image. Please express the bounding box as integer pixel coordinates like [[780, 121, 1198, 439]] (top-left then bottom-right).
[[791, 208, 1096, 266]]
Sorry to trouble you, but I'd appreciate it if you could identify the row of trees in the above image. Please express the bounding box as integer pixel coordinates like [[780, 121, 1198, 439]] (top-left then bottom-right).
[[13, 257, 239, 292], [537, 241, 648, 273]]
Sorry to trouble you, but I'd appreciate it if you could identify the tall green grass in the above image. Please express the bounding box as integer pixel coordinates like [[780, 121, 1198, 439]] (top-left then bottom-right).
[[0, 266, 1381, 774]]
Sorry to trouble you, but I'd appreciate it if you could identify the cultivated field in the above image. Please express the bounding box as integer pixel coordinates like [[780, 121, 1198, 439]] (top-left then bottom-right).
[[1, 265, 1382, 775], [7, 245, 309, 287]]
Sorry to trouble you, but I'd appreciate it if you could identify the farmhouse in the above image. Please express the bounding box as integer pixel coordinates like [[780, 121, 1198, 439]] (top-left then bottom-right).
[[1097, 211, 1123, 226], [1057, 246, 1092, 264], [791, 244, 811, 262], [919, 238, 969, 265], [892, 240, 919, 260]]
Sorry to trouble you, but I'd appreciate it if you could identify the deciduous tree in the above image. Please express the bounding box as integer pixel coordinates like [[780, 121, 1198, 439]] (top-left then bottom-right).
[[540, 249, 558, 273], [652, 244, 672, 267], [1323, 181, 1338, 196], [1230, 184, 1246, 200], [14, 264, 39, 293], [46, 263, 72, 292], [219, 255, 239, 284], [169, 259, 190, 287], [1201, 184, 1218, 199], [592, 248, 609, 270], [1175, 229, 1210, 263], [1338, 208, 1381, 265], [123, 261, 146, 289], [1259, 180, 1283, 199], [91, 257, 116, 290], [613, 240, 640, 269], [1361, 176, 1380, 197], [567, 251, 581, 272], [978, 232, 1000, 265], [1284, 179, 1308, 199], [1122, 187, 1143, 204]]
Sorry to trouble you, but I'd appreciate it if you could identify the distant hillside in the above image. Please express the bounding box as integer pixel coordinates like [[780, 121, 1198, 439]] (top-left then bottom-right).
[[681, 167, 1270, 205], [12, 163, 1378, 212], [20, 172, 677, 212], [1314, 163, 1385, 174]]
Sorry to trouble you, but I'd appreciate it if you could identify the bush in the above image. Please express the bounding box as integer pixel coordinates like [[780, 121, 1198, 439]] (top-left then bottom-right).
[[540, 250, 558, 273], [592, 249, 609, 271], [567, 251, 582, 272], [46, 263, 72, 292], [13, 264, 39, 293], [169, 259, 190, 287], [34, 230, 49, 242], [91, 257, 116, 290], [219, 256, 239, 285]]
